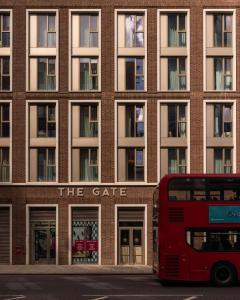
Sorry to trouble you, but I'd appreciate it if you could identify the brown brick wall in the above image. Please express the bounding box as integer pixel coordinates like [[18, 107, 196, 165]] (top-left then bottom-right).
[[0, 0, 240, 265]]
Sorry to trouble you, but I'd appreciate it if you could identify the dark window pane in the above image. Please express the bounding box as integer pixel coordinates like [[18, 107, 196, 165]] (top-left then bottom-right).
[[80, 105, 89, 137], [80, 59, 89, 90], [48, 59, 55, 75], [38, 58, 47, 90], [136, 166, 144, 181], [38, 148, 46, 181], [126, 59, 135, 90], [37, 15, 47, 47], [168, 58, 177, 90], [2, 32, 10, 47], [2, 58, 9, 74], [3, 15, 10, 31], [2, 76, 10, 90], [214, 104, 222, 137], [168, 15, 177, 47], [126, 148, 135, 180], [168, 105, 177, 137], [214, 14, 222, 47], [37, 106, 46, 137], [179, 14, 185, 31], [2, 123, 9, 137], [2, 105, 9, 121], [126, 105, 135, 137]]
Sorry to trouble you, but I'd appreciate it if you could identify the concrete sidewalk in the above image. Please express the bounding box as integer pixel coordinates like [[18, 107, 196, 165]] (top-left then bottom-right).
[[0, 265, 153, 275]]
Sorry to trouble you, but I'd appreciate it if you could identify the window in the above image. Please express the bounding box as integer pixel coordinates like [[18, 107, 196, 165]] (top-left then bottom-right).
[[169, 177, 240, 201], [168, 14, 186, 47], [0, 147, 9, 182], [80, 105, 98, 137], [79, 58, 98, 90], [214, 104, 232, 137], [80, 14, 98, 47], [37, 148, 56, 181], [37, 14, 56, 48], [79, 148, 98, 181], [125, 14, 144, 47], [37, 58, 56, 91], [214, 14, 232, 47], [168, 104, 186, 137], [168, 57, 186, 90], [126, 148, 144, 181], [0, 57, 10, 91], [168, 148, 187, 174], [214, 57, 232, 90], [0, 104, 9, 137], [125, 105, 144, 137], [187, 229, 240, 252], [37, 105, 56, 137], [125, 58, 144, 90], [214, 148, 232, 174], [0, 13, 10, 47]]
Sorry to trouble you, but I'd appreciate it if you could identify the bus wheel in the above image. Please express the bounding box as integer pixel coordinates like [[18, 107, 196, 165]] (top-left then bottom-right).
[[211, 262, 237, 287]]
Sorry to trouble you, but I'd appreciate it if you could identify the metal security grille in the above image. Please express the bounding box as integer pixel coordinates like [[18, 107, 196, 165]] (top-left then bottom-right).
[[30, 207, 56, 221], [0, 207, 10, 264], [118, 207, 144, 221], [72, 207, 98, 221]]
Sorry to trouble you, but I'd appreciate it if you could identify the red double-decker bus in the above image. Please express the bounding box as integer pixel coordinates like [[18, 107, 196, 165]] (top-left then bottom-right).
[[153, 174, 240, 286]]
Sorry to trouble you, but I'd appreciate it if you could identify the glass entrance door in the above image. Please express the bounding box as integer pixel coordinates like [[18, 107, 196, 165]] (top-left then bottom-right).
[[119, 227, 144, 265], [31, 223, 56, 264]]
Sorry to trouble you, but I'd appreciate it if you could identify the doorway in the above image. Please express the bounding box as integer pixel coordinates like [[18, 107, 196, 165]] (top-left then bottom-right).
[[29, 207, 56, 265], [119, 227, 143, 264], [117, 207, 145, 265]]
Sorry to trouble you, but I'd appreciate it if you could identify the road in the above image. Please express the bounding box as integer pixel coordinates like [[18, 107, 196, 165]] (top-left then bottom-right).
[[0, 275, 239, 300]]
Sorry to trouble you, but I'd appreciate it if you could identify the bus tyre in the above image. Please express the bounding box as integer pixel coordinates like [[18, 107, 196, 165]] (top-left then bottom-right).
[[211, 262, 237, 287]]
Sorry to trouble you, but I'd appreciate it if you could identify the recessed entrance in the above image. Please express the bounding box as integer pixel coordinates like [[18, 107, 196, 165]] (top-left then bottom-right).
[[29, 207, 56, 264], [117, 207, 145, 265]]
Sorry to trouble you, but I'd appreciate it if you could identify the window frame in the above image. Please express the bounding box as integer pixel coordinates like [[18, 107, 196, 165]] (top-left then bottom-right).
[[0, 10, 12, 92], [203, 9, 236, 92], [168, 103, 187, 138], [158, 100, 190, 182], [168, 57, 187, 91], [37, 104, 56, 138], [167, 13, 187, 47], [213, 103, 232, 138], [168, 147, 187, 174], [214, 147, 233, 174], [0, 103, 10, 138], [79, 57, 99, 91], [157, 9, 190, 92], [203, 100, 236, 174], [69, 100, 101, 184], [115, 9, 147, 92], [26, 100, 58, 184], [115, 100, 148, 184], [37, 147, 56, 182], [213, 13, 232, 48], [26, 9, 59, 92], [69, 9, 101, 92]]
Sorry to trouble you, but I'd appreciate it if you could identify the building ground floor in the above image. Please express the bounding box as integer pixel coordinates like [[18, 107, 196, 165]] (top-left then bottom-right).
[[0, 185, 154, 266]]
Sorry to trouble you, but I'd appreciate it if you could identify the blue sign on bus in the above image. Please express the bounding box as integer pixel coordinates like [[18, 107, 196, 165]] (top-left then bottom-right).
[[209, 206, 240, 224]]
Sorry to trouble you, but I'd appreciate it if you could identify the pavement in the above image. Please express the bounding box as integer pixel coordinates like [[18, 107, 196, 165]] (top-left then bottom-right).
[[0, 265, 152, 275], [0, 274, 240, 300]]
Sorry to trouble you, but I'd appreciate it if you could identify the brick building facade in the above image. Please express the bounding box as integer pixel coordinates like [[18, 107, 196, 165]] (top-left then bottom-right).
[[0, 0, 239, 266]]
